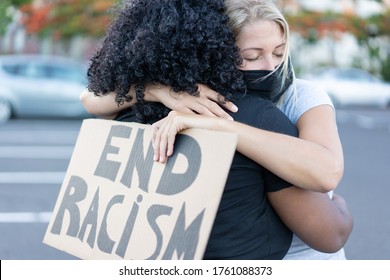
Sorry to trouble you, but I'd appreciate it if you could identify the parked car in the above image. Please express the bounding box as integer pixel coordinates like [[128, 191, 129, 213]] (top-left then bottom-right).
[[0, 54, 92, 122], [301, 67, 390, 108]]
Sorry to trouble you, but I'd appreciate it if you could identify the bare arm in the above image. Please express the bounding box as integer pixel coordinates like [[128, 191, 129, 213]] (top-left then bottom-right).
[[81, 84, 343, 192], [235, 105, 343, 192], [80, 83, 237, 119], [294, 106, 344, 191], [152, 108, 343, 192], [80, 89, 134, 119], [267, 189, 352, 253]]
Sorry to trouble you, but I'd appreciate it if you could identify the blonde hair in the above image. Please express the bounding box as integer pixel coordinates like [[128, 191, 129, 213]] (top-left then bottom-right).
[[224, 0, 294, 98]]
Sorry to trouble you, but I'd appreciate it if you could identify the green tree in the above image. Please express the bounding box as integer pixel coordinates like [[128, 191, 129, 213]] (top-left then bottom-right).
[[0, 0, 31, 35], [20, 0, 117, 39], [286, 8, 390, 79]]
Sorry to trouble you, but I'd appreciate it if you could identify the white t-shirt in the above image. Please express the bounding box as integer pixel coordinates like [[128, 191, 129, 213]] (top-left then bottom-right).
[[279, 79, 346, 260], [279, 79, 334, 125]]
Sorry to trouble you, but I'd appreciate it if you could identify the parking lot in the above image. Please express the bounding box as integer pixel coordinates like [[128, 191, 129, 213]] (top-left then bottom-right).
[[0, 107, 389, 260]]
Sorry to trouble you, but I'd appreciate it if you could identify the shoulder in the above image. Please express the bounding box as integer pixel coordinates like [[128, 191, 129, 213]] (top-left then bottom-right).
[[295, 78, 334, 110], [280, 79, 334, 123], [233, 95, 298, 137], [233, 94, 273, 115]]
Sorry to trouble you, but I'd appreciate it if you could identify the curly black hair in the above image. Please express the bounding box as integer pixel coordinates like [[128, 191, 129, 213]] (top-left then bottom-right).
[[87, 0, 246, 123]]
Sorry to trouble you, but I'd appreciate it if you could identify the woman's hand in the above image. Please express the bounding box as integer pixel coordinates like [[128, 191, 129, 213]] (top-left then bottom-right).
[[149, 84, 238, 120], [151, 111, 222, 163]]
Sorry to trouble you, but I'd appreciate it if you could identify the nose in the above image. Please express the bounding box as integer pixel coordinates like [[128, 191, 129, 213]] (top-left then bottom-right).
[[262, 56, 276, 71]]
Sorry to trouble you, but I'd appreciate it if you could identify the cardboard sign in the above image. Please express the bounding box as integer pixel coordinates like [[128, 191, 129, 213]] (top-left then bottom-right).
[[43, 119, 237, 260]]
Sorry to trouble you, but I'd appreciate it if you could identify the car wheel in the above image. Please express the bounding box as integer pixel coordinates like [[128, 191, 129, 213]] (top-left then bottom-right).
[[0, 98, 12, 122]]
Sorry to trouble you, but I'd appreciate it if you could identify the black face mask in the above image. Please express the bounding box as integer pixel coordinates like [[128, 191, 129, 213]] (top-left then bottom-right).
[[240, 61, 294, 103]]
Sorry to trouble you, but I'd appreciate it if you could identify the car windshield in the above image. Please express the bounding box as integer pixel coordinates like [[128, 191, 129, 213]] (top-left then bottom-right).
[[321, 68, 379, 82], [46, 65, 86, 84], [1, 60, 87, 84]]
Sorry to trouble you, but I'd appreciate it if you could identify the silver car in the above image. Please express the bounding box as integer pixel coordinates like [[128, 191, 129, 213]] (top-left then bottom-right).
[[0, 54, 91, 122], [301, 67, 390, 108]]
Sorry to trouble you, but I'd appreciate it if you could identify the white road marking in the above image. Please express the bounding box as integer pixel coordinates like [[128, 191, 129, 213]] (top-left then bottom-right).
[[0, 131, 78, 145], [0, 212, 52, 223], [0, 172, 65, 184], [356, 115, 376, 129], [0, 146, 74, 159]]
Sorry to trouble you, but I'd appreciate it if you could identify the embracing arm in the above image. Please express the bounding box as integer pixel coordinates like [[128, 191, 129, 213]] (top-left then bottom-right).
[[152, 106, 343, 192], [236, 105, 343, 192], [267, 188, 353, 253], [80, 83, 237, 119], [80, 89, 134, 119], [79, 84, 165, 119], [81, 84, 343, 192]]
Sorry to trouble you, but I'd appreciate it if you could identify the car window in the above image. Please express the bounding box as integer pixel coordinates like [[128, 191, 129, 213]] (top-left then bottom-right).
[[46, 64, 86, 84], [2, 64, 19, 75], [317, 68, 379, 82], [338, 69, 378, 82], [1, 60, 86, 84], [2, 62, 47, 79], [22, 63, 48, 78]]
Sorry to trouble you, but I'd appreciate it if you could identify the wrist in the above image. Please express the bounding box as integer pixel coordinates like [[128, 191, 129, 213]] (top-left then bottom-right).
[[144, 83, 166, 102], [213, 116, 233, 132]]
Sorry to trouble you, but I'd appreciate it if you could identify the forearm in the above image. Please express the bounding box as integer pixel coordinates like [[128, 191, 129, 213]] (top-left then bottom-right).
[[217, 120, 342, 192], [80, 89, 136, 119], [268, 188, 353, 253], [153, 111, 341, 192], [293, 193, 353, 253], [80, 84, 179, 119]]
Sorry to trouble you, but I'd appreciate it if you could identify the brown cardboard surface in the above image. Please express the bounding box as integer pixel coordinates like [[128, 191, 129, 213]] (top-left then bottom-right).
[[43, 118, 237, 260]]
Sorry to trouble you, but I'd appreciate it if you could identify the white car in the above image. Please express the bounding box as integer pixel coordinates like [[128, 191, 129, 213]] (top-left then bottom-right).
[[301, 67, 390, 108], [0, 54, 91, 122]]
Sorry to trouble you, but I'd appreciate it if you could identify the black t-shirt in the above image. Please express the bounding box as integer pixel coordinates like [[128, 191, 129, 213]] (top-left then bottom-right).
[[203, 94, 298, 260], [115, 94, 298, 260]]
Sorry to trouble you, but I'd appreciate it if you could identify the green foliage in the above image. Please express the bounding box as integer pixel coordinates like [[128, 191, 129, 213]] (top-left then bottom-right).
[[380, 56, 390, 82], [286, 8, 390, 77], [0, 0, 13, 35], [0, 0, 32, 35], [20, 0, 117, 39], [50, 0, 117, 39], [10, 0, 31, 5]]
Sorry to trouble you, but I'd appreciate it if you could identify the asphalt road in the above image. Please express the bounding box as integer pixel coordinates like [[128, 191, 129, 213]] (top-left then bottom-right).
[[0, 107, 389, 260], [335, 108, 390, 260]]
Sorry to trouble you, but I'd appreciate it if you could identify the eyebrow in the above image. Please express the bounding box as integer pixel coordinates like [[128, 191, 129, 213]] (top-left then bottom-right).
[[240, 42, 286, 52]]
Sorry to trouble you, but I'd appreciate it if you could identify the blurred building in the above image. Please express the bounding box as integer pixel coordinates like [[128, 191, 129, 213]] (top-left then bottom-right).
[[1, 0, 389, 72], [279, 0, 389, 17], [276, 0, 390, 76]]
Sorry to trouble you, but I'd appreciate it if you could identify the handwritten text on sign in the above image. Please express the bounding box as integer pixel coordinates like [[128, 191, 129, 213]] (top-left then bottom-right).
[[43, 119, 236, 260]]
